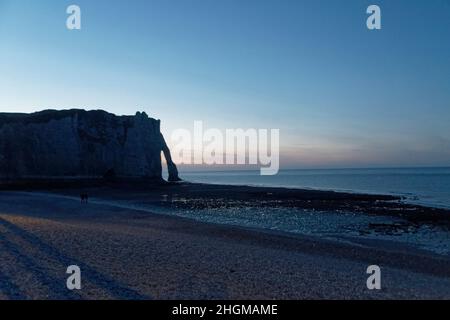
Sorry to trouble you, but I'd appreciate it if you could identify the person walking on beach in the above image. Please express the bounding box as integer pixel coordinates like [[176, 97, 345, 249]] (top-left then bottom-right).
[[80, 193, 89, 204]]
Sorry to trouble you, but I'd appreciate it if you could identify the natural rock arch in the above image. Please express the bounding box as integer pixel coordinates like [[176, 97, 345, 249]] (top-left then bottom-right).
[[160, 133, 181, 182]]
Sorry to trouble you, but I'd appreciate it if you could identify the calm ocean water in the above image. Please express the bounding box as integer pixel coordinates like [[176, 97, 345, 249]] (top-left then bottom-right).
[[179, 167, 450, 209]]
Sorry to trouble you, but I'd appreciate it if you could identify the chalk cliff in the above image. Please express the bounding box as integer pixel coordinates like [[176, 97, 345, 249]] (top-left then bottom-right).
[[0, 109, 180, 182]]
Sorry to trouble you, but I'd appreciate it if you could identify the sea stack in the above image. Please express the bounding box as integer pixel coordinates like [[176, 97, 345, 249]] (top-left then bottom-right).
[[0, 109, 180, 182]]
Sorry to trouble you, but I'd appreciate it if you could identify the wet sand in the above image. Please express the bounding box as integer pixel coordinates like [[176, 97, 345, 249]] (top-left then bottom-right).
[[0, 183, 450, 300]]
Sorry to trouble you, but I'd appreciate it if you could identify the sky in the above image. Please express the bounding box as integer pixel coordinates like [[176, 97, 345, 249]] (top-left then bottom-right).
[[0, 0, 449, 169]]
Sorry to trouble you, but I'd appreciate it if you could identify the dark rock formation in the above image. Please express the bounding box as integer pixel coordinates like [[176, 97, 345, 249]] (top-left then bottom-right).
[[161, 133, 181, 182], [0, 109, 180, 182]]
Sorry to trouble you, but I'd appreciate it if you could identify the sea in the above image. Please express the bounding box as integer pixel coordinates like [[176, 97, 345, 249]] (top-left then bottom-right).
[[160, 167, 450, 254], [179, 167, 450, 209]]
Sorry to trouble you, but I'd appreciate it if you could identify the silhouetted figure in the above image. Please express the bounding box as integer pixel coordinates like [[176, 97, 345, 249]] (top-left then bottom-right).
[[80, 193, 89, 204]]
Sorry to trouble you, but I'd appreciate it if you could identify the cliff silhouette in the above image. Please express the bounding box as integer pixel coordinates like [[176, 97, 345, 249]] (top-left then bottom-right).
[[0, 109, 180, 183]]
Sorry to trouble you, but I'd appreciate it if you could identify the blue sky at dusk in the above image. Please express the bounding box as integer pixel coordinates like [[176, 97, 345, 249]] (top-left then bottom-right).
[[0, 0, 449, 169]]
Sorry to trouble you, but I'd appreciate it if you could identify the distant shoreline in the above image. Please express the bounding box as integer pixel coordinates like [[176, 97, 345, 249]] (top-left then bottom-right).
[[181, 179, 450, 211], [178, 167, 450, 210], [1, 177, 450, 213], [175, 166, 450, 173], [18, 181, 450, 258]]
